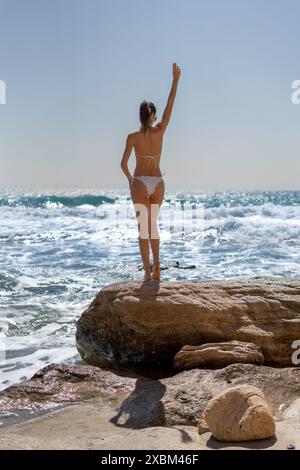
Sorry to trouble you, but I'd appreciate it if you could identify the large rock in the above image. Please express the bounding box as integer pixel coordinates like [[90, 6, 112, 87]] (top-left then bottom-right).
[[174, 341, 264, 370], [76, 276, 300, 370], [198, 384, 276, 441]]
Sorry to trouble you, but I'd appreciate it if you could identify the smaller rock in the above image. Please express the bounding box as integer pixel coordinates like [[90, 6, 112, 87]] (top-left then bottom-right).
[[197, 384, 276, 441], [173, 340, 264, 370], [287, 444, 296, 450]]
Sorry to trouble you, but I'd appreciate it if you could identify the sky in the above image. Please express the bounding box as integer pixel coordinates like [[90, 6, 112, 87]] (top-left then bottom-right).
[[0, 0, 299, 191]]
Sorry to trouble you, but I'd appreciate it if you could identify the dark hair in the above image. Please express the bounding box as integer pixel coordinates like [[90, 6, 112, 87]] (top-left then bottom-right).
[[139, 100, 156, 132]]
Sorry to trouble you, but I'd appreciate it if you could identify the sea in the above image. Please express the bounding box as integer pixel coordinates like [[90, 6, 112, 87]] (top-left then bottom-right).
[[0, 189, 299, 392]]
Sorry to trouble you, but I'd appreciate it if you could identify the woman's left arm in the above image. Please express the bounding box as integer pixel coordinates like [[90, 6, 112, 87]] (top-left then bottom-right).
[[120, 133, 134, 188]]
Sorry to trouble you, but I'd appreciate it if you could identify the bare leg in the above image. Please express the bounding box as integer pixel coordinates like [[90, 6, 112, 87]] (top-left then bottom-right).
[[138, 235, 151, 277], [149, 205, 160, 264], [150, 238, 159, 264], [130, 178, 152, 280], [149, 180, 165, 280]]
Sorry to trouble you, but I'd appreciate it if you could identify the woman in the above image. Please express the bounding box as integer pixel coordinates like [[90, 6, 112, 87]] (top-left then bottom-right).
[[121, 63, 181, 281]]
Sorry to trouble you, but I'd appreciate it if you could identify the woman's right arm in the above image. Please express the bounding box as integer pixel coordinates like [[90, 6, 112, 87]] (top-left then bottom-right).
[[120, 133, 134, 189], [156, 63, 181, 132]]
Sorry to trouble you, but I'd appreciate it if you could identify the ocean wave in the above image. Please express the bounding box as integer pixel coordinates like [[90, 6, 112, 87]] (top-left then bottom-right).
[[169, 190, 300, 208], [0, 190, 299, 209], [0, 194, 117, 208], [204, 201, 300, 220]]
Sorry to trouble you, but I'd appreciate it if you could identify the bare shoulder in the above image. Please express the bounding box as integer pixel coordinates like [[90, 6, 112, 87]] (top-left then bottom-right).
[[126, 132, 137, 145], [128, 131, 137, 139]]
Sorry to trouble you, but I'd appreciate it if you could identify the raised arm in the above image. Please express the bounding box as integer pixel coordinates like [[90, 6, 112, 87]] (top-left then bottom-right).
[[120, 133, 134, 188], [156, 63, 181, 132]]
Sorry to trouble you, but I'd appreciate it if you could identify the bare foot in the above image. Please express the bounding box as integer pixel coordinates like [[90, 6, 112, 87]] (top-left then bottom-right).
[[152, 263, 160, 281], [143, 271, 152, 281]]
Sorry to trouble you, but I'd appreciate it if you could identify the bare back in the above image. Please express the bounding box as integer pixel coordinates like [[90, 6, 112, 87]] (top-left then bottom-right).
[[133, 127, 164, 177]]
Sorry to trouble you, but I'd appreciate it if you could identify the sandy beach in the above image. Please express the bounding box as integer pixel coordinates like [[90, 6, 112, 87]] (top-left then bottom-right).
[[0, 396, 299, 450]]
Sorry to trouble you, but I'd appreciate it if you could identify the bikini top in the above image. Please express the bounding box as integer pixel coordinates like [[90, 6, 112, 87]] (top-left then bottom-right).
[[136, 154, 160, 169]]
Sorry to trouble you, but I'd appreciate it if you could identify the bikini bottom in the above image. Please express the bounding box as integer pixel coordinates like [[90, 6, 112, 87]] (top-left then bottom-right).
[[133, 175, 165, 197]]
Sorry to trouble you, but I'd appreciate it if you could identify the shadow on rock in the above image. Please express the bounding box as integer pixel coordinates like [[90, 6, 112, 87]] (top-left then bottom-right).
[[109, 376, 194, 442], [110, 377, 166, 429]]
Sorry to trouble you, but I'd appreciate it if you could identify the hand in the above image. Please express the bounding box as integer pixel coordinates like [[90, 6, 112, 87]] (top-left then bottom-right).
[[172, 63, 181, 81]]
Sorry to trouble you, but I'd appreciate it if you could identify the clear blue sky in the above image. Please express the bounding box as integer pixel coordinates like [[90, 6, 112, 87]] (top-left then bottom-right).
[[0, 0, 299, 191]]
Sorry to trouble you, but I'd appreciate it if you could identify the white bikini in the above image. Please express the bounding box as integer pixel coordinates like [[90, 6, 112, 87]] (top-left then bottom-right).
[[134, 154, 165, 197]]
